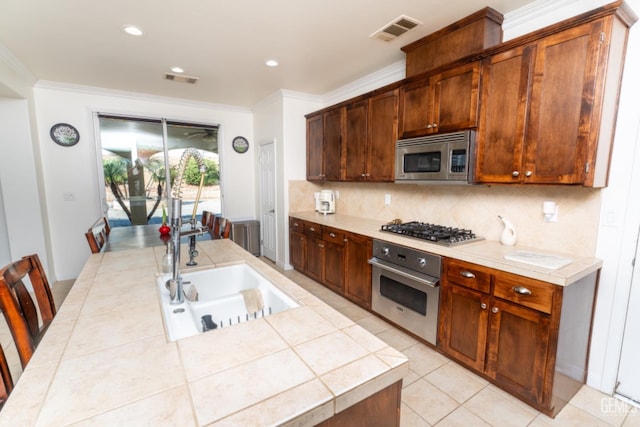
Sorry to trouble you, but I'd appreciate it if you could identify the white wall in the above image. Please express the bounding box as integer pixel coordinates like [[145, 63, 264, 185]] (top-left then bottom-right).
[[32, 82, 255, 280], [0, 98, 48, 269], [252, 90, 322, 268]]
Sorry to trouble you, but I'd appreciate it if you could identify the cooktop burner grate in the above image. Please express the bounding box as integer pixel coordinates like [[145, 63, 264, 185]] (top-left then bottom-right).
[[380, 221, 484, 246]]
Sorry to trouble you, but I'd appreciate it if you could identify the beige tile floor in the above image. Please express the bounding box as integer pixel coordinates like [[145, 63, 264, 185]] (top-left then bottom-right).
[[3, 271, 639, 427], [267, 261, 640, 427]]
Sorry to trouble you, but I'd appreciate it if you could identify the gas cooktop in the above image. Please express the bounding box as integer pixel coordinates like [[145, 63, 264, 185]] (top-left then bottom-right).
[[380, 220, 484, 247]]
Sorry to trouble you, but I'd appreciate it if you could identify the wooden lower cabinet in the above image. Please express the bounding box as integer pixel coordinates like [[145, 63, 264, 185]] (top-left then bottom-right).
[[344, 233, 372, 309], [314, 380, 401, 427], [289, 217, 371, 309], [438, 257, 597, 417]]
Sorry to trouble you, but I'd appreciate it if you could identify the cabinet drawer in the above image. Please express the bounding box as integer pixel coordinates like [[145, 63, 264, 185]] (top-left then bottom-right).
[[323, 227, 345, 245], [494, 274, 555, 314], [304, 221, 323, 237], [289, 217, 304, 232], [445, 259, 491, 293]]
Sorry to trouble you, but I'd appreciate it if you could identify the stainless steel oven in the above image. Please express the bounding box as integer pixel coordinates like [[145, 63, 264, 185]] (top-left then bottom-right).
[[369, 239, 441, 345], [395, 130, 475, 184]]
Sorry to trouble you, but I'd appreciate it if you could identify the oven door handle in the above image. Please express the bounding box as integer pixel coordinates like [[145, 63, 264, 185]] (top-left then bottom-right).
[[368, 258, 439, 288]]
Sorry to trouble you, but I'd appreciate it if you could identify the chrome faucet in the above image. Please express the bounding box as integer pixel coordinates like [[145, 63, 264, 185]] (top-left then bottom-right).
[[167, 198, 209, 305]]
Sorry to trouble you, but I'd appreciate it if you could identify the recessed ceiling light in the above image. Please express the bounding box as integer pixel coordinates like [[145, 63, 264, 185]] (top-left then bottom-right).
[[123, 25, 144, 36], [171, 67, 184, 73], [265, 59, 279, 67]]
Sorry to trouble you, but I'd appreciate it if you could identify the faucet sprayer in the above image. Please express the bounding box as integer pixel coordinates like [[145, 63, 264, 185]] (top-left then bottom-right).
[[171, 148, 208, 267], [166, 148, 209, 304]]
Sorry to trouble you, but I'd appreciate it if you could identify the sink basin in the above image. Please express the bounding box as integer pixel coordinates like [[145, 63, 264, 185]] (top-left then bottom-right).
[[157, 263, 299, 341]]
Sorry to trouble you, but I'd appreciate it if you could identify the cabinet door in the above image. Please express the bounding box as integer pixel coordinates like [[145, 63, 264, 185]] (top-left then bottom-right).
[[523, 20, 605, 184], [431, 62, 481, 133], [324, 108, 345, 181], [344, 100, 368, 181], [398, 76, 432, 138], [367, 89, 399, 182], [344, 233, 372, 309], [324, 241, 345, 294], [474, 45, 535, 183], [438, 282, 489, 372], [306, 114, 324, 181], [305, 236, 325, 283], [485, 298, 551, 406], [290, 230, 306, 271]]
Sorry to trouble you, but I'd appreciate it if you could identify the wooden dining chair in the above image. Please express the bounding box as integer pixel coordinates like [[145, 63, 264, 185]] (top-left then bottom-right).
[[85, 216, 111, 253], [0, 254, 56, 370]]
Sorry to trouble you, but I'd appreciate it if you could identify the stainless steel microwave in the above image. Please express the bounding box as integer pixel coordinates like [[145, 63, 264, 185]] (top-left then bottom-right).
[[395, 130, 475, 184]]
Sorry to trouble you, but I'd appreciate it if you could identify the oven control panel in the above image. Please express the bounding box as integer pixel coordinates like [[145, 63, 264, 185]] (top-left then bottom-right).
[[372, 239, 441, 278]]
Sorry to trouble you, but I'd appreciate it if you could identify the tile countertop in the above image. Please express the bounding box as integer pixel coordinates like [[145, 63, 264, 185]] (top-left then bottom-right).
[[290, 212, 603, 286], [0, 239, 408, 426]]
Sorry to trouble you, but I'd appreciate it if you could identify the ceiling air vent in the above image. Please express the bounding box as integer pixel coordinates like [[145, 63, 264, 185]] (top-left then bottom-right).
[[370, 15, 422, 42], [164, 73, 199, 84]]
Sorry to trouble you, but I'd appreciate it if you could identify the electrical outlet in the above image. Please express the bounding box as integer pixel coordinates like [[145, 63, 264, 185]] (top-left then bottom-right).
[[384, 194, 391, 205], [63, 192, 75, 202]]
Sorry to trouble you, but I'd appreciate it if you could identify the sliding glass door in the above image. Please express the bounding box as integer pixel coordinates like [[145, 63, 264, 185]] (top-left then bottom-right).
[[96, 115, 220, 227]]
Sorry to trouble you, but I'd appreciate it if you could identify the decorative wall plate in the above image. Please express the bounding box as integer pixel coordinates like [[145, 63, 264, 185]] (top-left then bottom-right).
[[232, 136, 249, 153], [50, 123, 80, 147]]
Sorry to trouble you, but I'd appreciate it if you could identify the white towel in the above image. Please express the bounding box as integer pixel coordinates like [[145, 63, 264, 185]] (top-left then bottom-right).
[[240, 288, 264, 314]]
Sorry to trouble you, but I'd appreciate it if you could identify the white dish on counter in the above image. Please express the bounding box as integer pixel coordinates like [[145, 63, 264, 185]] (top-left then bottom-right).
[[504, 251, 572, 270]]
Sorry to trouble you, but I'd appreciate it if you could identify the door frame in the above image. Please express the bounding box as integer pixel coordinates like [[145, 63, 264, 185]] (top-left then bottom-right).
[[258, 139, 277, 261]]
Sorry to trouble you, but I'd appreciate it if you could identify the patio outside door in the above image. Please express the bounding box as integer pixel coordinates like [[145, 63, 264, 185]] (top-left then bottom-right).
[[96, 114, 221, 227]]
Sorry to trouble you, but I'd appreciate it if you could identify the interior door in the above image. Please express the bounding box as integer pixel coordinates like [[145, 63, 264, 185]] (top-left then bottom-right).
[[616, 231, 640, 405], [259, 141, 276, 261]]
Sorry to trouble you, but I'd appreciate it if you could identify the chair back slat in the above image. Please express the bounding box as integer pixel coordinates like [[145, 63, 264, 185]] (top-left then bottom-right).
[[1, 339, 14, 407], [212, 216, 222, 239], [201, 210, 214, 229], [220, 219, 232, 239]]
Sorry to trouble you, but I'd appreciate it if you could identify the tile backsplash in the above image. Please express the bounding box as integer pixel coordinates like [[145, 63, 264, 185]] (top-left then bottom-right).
[[289, 180, 601, 257]]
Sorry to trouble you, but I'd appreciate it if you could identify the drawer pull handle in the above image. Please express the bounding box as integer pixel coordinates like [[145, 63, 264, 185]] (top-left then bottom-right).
[[329, 232, 336, 237], [460, 271, 475, 279], [512, 286, 532, 295], [492, 307, 499, 314], [309, 227, 315, 232], [480, 303, 487, 310]]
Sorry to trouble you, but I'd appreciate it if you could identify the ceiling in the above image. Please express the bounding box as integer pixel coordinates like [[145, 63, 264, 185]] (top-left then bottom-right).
[[0, 0, 535, 108]]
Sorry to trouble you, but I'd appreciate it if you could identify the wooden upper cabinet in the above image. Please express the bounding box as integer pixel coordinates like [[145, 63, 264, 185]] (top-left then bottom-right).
[[474, 45, 535, 183], [306, 113, 324, 181], [344, 100, 368, 181], [344, 89, 399, 182], [475, 13, 630, 186], [399, 62, 481, 138], [323, 107, 345, 181], [306, 108, 345, 181], [367, 90, 399, 181], [523, 20, 605, 185]]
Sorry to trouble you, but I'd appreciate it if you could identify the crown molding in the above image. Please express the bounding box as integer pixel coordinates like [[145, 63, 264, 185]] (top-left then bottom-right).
[[503, 0, 610, 40], [321, 60, 405, 107], [33, 80, 252, 113]]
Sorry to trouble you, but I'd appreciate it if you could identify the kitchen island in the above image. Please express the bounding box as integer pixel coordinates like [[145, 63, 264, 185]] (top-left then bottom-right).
[[0, 239, 408, 426]]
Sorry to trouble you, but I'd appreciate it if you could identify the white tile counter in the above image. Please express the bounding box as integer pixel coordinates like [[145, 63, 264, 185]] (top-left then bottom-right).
[[0, 239, 408, 426], [290, 212, 602, 286]]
